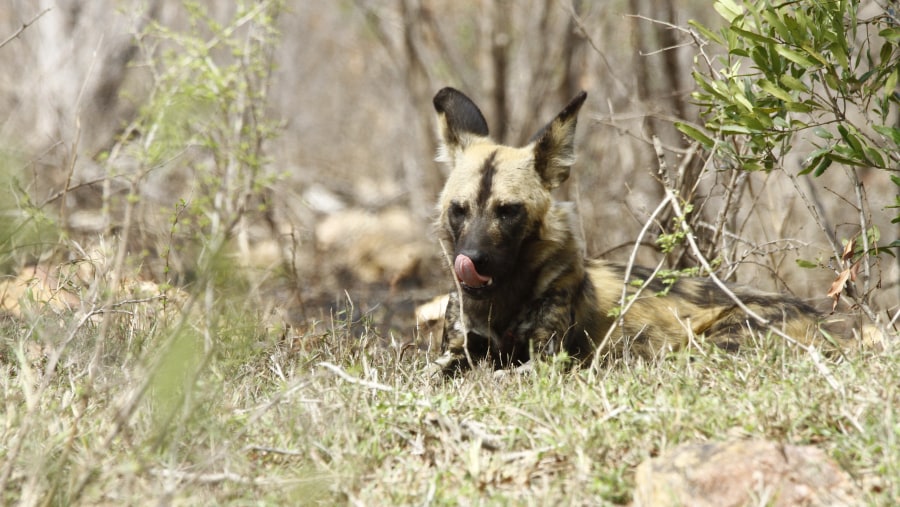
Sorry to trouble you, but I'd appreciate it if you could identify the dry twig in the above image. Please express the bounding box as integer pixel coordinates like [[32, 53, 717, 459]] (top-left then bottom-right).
[[0, 7, 51, 50]]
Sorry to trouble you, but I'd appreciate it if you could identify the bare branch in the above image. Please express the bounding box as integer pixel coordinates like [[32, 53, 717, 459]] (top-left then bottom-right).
[[591, 192, 673, 367], [151, 468, 301, 486], [439, 238, 474, 369], [650, 136, 844, 394], [318, 361, 395, 393], [562, 1, 631, 98], [0, 7, 51, 50]]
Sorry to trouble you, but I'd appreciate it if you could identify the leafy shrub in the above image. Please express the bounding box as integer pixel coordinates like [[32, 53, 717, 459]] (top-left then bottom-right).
[[679, 0, 899, 316]]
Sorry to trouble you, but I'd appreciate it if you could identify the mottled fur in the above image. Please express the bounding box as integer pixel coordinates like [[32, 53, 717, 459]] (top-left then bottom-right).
[[430, 87, 849, 374]]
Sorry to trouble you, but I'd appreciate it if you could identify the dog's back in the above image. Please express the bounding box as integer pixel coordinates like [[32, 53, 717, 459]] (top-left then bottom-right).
[[584, 260, 846, 361]]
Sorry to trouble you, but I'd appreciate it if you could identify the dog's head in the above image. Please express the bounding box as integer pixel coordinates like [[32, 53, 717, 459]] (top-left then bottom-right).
[[432, 87, 587, 298]]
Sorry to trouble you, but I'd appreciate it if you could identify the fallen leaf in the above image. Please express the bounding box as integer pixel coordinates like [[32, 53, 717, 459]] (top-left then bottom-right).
[[841, 237, 856, 262], [849, 259, 861, 282], [827, 268, 851, 312]]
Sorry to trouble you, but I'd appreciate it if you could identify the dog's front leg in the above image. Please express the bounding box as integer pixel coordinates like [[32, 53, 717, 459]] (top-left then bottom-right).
[[430, 291, 491, 375], [510, 289, 574, 361], [429, 291, 466, 374]]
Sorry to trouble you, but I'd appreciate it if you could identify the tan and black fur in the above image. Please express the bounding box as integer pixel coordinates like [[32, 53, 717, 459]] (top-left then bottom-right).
[[430, 87, 849, 374]]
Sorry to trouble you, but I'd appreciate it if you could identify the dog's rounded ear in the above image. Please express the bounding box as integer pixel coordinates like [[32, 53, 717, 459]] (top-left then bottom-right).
[[433, 88, 490, 164], [531, 91, 587, 189]]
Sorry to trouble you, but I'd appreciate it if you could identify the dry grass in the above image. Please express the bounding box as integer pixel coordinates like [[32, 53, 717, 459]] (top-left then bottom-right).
[[1, 276, 898, 505]]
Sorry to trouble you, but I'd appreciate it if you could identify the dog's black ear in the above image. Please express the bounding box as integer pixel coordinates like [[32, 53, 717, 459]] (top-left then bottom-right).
[[530, 91, 587, 189], [433, 87, 490, 164]]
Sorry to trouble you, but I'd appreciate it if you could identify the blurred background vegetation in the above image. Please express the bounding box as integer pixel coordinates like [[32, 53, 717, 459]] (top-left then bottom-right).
[[1, 1, 899, 504], [0, 0, 897, 336]]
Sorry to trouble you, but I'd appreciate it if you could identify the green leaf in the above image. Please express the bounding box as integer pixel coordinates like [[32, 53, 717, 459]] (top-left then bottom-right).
[[885, 69, 898, 103], [779, 74, 809, 92], [749, 46, 770, 71], [774, 46, 818, 68], [873, 125, 900, 146], [719, 124, 753, 135], [823, 71, 841, 90], [864, 147, 885, 168], [675, 122, 716, 148], [740, 112, 771, 130], [837, 124, 864, 156], [782, 13, 804, 43], [761, 9, 790, 41], [784, 101, 813, 113], [879, 40, 893, 68], [689, 19, 725, 45], [732, 90, 754, 111], [731, 26, 778, 45], [879, 27, 900, 43], [866, 225, 881, 243], [805, 141, 833, 164], [827, 148, 867, 166], [693, 72, 730, 101], [714, 0, 742, 23], [758, 79, 793, 102], [813, 155, 833, 176], [800, 44, 829, 66], [795, 259, 818, 269], [742, 161, 765, 171], [813, 127, 833, 139], [832, 41, 849, 71]]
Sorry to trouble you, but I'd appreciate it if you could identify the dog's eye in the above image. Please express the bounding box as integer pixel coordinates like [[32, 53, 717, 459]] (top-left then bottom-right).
[[496, 203, 524, 221], [449, 201, 468, 221]]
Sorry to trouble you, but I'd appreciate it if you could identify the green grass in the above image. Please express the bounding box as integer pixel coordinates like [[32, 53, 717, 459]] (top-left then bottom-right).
[[1, 292, 898, 506]]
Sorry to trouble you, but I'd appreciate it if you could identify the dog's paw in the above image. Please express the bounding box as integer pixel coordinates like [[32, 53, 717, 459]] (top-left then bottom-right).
[[424, 361, 445, 380], [492, 361, 534, 381]]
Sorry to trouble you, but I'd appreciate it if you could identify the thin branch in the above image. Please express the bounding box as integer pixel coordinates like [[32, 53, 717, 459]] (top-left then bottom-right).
[[638, 41, 694, 57], [562, 1, 631, 98], [60, 34, 105, 232], [0, 7, 51, 50], [591, 192, 673, 368], [242, 445, 304, 456], [845, 166, 873, 300], [318, 361, 395, 393], [439, 238, 475, 370], [650, 136, 844, 394], [627, 13, 718, 77], [151, 468, 302, 486]]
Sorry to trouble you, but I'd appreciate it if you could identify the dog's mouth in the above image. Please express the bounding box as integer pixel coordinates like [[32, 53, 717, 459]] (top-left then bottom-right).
[[454, 254, 494, 291]]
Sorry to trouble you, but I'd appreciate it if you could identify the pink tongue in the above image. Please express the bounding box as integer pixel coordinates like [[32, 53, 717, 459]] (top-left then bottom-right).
[[454, 254, 491, 287]]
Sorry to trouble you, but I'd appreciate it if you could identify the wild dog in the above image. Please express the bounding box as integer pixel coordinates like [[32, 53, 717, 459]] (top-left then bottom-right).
[[429, 87, 852, 375]]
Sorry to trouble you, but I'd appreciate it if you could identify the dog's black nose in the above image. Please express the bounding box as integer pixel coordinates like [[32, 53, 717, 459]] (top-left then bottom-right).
[[457, 249, 490, 274]]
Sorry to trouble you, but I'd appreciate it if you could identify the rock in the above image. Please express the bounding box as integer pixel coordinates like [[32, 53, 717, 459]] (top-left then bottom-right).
[[315, 206, 431, 288], [633, 439, 861, 507]]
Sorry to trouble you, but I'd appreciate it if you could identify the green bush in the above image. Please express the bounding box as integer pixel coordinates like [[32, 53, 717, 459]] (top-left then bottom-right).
[[680, 0, 899, 313], [683, 0, 898, 175]]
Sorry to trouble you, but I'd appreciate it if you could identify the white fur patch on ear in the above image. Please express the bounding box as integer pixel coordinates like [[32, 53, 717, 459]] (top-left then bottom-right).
[[435, 145, 452, 164], [434, 114, 459, 164], [433, 87, 490, 165], [435, 130, 453, 164], [434, 119, 490, 165]]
